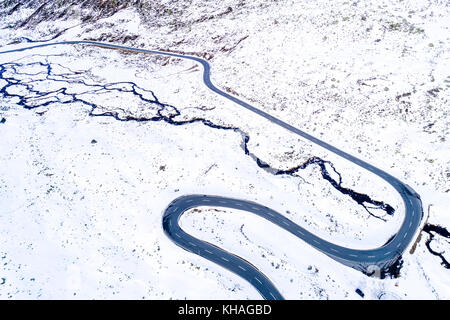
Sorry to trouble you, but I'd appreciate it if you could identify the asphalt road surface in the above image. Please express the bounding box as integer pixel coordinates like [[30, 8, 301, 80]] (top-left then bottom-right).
[[0, 41, 424, 300]]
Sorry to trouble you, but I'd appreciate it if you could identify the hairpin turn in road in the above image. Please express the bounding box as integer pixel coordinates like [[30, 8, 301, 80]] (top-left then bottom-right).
[[0, 41, 424, 300]]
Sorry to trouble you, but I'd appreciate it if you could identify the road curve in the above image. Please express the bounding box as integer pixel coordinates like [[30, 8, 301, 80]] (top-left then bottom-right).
[[0, 40, 424, 300]]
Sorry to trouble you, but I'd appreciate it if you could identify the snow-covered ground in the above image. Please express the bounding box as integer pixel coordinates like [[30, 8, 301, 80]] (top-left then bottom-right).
[[0, 0, 449, 299]]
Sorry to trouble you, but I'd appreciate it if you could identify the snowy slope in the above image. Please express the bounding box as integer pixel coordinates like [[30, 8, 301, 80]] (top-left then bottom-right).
[[0, 0, 448, 299]]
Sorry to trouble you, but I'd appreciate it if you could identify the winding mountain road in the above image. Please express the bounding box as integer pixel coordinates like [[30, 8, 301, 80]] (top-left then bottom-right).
[[0, 40, 424, 300]]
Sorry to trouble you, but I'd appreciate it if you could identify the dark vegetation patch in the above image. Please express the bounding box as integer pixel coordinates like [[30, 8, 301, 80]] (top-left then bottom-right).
[[422, 224, 450, 269], [383, 256, 404, 278]]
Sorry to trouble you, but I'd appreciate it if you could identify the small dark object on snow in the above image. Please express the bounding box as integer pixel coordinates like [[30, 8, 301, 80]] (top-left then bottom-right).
[[0, 118, 6, 124], [355, 288, 365, 298], [91, 139, 97, 144]]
